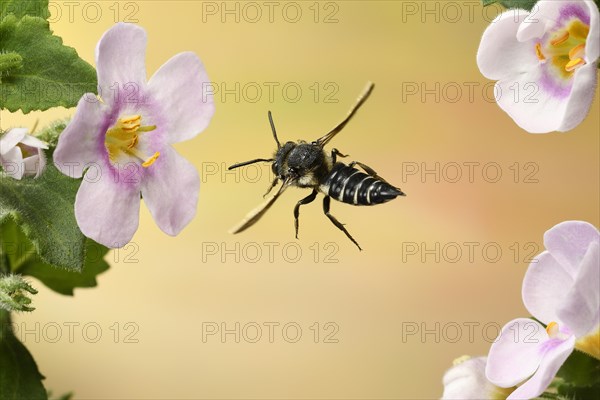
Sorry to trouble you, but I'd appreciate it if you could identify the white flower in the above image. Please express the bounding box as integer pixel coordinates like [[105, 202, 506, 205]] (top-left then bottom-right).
[[486, 221, 600, 400], [477, 0, 599, 133], [442, 356, 514, 399], [0, 128, 48, 180]]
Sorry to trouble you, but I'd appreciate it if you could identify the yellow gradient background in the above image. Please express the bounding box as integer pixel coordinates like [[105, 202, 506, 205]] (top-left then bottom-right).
[[2, 1, 599, 398]]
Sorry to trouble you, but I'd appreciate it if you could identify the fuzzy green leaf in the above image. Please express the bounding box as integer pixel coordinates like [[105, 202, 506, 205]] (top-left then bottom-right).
[[0, 51, 23, 83], [0, 14, 96, 113], [557, 382, 600, 399], [482, 0, 498, 6], [0, 164, 86, 271], [481, 0, 537, 10], [1, 219, 109, 295], [0, 0, 49, 20], [36, 119, 67, 150], [0, 274, 37, 311], [19, 241, 109, 295], [0, 310, 47, 399], [556, 349, 600, 388]]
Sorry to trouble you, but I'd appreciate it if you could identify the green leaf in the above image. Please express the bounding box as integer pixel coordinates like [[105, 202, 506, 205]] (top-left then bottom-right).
[[482, 0, 498, 6], [481, 0, 538, 11], [0, 274, 37, 311], [0, 310, 47, 399], [21, 242, 109, 296], [556, 349, 600, 387], [0, 164, 86, 271], [1, 0, 50, 20], [0, 51, 23, 83], [0, 14, 97, 113], [36, 118, 68, 151], [557, 382, 600, 400], [1, 219, 109, 295]]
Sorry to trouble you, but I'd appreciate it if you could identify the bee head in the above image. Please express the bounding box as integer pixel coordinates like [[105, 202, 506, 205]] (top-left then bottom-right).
[[273, 141, 296, 179]]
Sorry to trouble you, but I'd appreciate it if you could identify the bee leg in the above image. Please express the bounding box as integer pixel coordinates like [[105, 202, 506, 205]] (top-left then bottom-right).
[[331, 148, 349, 163], [294, 190, 318, 239], [322, 196, 362, 251], [263, 178, 279, 198], [349, 161, 394, 186]]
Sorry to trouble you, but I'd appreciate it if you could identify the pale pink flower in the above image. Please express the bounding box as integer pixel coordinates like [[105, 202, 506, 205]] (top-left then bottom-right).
[[486, 221, 600, 399], [54, 23, 215, 247], [477, 1, 599, 133]]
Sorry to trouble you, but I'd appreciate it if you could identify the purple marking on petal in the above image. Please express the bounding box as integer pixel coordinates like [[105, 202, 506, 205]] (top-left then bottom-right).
[[93, 85, 169, 186], [539, 64, 573, 99], [556, 3, 590, 28], [560, 324, 573, 337], [539, 337, 565, 353], [95, 99, 120, 182]]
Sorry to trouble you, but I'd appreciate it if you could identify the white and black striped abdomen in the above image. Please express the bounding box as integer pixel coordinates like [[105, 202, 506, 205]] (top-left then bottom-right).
[[320, 163, 404, 206]]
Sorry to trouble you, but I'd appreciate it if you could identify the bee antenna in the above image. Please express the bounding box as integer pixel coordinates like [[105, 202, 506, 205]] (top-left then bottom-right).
[[268, 111, 281, 149]]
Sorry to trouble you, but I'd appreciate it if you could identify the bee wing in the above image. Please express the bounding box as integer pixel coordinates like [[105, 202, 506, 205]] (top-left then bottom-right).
[[314, 82, 374, 148], [229, 182, 290, 234]]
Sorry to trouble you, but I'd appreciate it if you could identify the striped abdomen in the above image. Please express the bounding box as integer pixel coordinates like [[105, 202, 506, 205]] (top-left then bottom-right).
[[320, 163, 405, 206]]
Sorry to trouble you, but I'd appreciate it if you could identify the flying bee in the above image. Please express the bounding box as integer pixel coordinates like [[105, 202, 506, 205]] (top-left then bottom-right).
[[228, 82, 405, 250]]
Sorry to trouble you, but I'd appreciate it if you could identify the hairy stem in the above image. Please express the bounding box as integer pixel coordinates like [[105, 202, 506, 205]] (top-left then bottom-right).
[[0, 241, 8, 274], [0, 307, 12, 340]]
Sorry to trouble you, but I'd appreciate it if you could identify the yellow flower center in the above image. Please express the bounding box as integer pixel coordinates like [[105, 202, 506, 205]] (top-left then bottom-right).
[[490, 386, 516, 400], [535, 20, 590, 77], [105, 114, 159, 168], [575, 327, 600, 360]]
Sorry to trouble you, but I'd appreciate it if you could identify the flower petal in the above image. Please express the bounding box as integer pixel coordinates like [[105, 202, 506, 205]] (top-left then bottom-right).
[[0, 128, 27, 155], [0, 147, 24, 179], [147, 52, 215, 144], [22, 154, 45, 179], [442, 357, 502, 400], [533, 0, 599, 133], [544, 220, 600, 276], [558, 62, 599, 132], [75, 172, 141, 248], [517, 0, 581, 42], [141, 146, 199, 236], [486, 318, 548, 387], [37, 148, 46, 178], [493, 67, 573, 133], [557, 241, 600, 338], [507, 335, 575, 400], [477, 10, 539, 81], [584, 0, 600, 61], [54, 94, 108, 178], [522, 251, 573, 326], [20, 134, 48, 150], [516, 15, 546, 43], [96, 22, 147, 104]]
